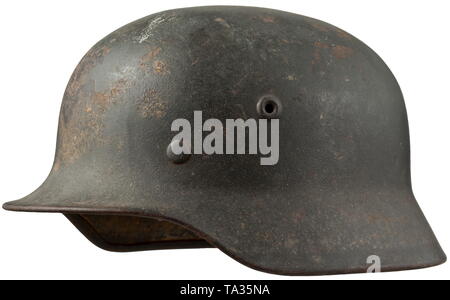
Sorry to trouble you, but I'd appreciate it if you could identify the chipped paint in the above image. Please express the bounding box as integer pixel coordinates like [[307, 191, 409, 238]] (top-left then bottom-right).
[[286, 75, 297, 81], [214, 17, 231, 28], [136, 15, 175, 44]]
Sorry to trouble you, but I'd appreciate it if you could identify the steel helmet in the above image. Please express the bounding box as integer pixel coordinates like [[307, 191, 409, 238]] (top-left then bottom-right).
[[3, 6, 446, 275]]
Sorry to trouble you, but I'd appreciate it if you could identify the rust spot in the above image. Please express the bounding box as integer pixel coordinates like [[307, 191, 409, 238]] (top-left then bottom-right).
[[312, 41, 329, 65], [261, 15, 276, 23], [109, 79, 129, 99], [137, 89, 168, 118], [101, 46, 111, 56], [67, 76, 83, 98], [139, 47, 161, 69], [153, 60, 169, 74], [314, 41, 329, 49], [332, 45, 354, 59], [309, 20, 352, 40], [312, 41, 353, 64], [91, 79, 129, 111], [308, 18, 354, 43], [311, 22, 330, 32], [56, 78, 129, 167], [292, 211, 305, 222], [92, 92, 109, 108], [335, 29, 352, 40], [367, 215, 395, 224]]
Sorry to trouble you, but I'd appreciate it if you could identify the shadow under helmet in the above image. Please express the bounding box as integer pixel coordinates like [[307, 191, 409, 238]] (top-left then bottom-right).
[[3, 6, 446, 275]]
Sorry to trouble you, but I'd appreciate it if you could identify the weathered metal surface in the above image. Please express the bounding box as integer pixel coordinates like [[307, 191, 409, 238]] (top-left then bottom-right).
[[3, 6, 446, 275]]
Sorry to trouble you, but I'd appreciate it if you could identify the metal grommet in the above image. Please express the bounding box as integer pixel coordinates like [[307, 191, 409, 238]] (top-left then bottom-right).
[[257, 95, 282, 118], [167, 139, 191, 164]]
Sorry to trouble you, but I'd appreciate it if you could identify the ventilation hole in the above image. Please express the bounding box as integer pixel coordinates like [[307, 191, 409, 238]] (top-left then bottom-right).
[[264, 102, 275, 114], [257, 95, 282, 118]]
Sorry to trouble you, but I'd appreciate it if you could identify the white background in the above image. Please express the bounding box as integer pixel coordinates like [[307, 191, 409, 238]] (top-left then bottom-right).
[[0, 0, 449, 280]]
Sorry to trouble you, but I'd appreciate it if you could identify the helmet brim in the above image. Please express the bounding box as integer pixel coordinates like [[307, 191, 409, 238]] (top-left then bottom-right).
[[3, 168, 446, 276]]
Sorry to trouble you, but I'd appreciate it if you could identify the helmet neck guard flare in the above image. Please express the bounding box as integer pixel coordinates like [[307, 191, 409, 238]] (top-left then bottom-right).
[[3, 6, 446, 276]]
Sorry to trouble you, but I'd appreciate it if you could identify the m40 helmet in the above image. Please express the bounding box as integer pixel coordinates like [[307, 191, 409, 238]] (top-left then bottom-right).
[[3, 6, 446, 275]]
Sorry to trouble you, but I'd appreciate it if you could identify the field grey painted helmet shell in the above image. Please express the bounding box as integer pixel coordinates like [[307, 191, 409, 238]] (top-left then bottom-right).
[[3, 6, 446, 275]]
